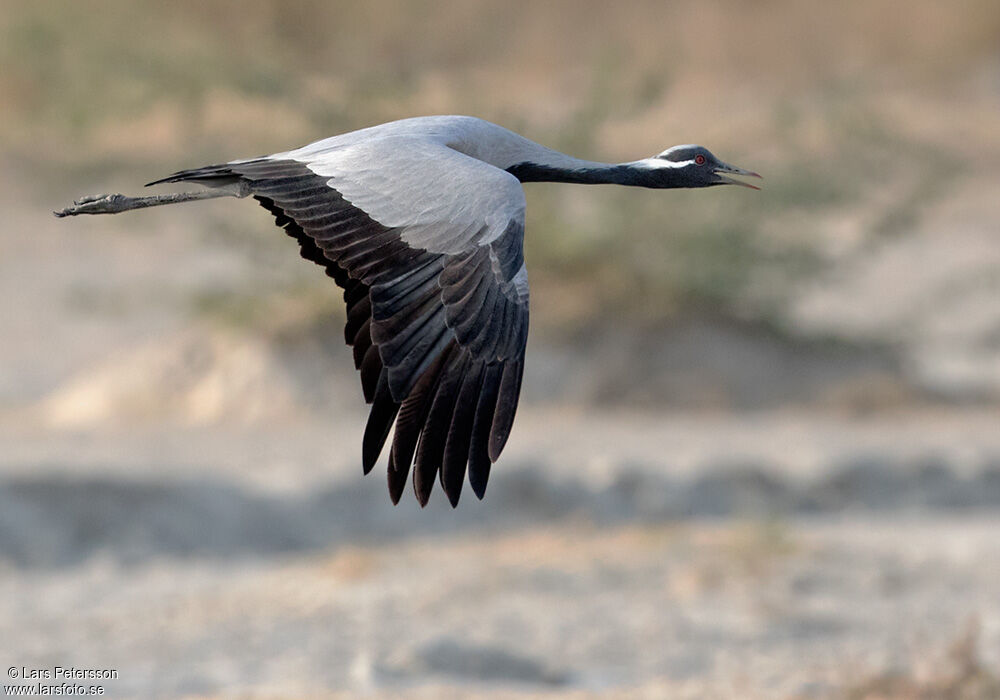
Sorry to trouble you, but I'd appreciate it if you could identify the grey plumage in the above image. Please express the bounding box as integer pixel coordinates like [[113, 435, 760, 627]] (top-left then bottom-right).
[[59, 115, 760, 506]]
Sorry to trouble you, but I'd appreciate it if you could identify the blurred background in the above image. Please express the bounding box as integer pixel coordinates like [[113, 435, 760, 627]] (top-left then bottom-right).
[[2, 1, 999, 697]]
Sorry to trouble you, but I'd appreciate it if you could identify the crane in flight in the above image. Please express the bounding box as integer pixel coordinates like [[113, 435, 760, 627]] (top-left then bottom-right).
[[56, 115, 760, 507]]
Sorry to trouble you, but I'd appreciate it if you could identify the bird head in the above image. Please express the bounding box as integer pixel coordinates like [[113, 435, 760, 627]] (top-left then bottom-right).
[[647, 145, 761, 189]]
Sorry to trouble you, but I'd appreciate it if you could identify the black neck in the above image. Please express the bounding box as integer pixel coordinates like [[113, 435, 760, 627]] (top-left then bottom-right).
[[506, 161, 679, 188]]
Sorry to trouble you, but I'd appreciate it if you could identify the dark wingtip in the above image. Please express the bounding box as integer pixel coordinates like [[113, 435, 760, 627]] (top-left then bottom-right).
[[362, 451, 377, 475], [487, 430, 510, 463], [415, 486, 431, 508], [413, 469, 434, 508], [388, 472, 403, 505], [361, 427, 380, 475], [468, 454, 491, 500], [362, 428, 384, 475], [471, 479, 488, 500], [444, 484, 461, 508], [387, 450, 408, 505]]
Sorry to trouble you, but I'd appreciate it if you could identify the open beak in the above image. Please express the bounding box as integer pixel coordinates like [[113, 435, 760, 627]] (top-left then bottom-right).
[[714, 162, 763, 190]]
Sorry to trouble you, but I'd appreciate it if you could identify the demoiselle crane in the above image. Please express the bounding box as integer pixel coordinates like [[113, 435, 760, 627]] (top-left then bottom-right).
[[55, 115, 761, 506]]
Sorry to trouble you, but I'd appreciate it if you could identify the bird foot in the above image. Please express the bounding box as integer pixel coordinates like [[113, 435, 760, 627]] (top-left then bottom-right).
[[53, 193, 131, 217]]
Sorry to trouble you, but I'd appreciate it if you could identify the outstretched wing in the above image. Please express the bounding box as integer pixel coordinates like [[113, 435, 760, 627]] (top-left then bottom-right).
[[151, 138, 529, 506]]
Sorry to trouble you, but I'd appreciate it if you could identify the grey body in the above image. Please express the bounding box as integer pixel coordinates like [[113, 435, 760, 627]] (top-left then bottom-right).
[[56, 115, 760, 507]]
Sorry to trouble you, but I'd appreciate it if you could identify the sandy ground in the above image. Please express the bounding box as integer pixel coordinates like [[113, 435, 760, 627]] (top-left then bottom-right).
[[2, 408, 1000, 699]]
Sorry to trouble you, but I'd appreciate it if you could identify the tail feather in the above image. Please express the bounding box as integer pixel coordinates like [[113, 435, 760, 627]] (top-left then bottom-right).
[[146, 163, 241, 188]]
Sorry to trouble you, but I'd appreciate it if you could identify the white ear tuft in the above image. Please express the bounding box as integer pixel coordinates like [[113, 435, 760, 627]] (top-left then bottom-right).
[[657, 144, 699, 159]]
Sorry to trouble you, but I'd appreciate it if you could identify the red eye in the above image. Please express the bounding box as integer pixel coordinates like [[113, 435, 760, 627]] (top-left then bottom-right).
[[694, 154, 706, 165]]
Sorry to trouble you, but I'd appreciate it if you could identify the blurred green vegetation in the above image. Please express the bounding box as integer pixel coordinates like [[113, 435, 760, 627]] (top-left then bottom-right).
[[3, 0, 998, 333]]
